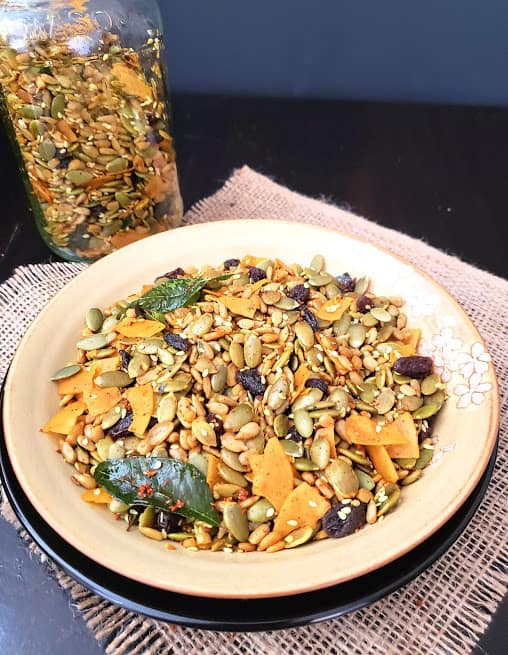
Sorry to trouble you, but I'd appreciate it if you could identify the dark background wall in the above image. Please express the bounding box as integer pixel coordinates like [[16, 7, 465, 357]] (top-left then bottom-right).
[[159, 0, 508, 106]]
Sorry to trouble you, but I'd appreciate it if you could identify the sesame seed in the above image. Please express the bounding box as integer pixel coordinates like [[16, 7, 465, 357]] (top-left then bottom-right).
[[223, 547, 234, 553], [375, 425, 382, 433], [81, 438, 89, 446], [93, 488, 101, 495], [342, 506, 352, 515], [338, 511, 347, 520], [266, 508, 275, 518], [351, 500, 361, 507], [308, 500, 318, 508], [287, 519, 298, 526], [341, 498, 351, 504], [201, 429, 208, 437], [423, 444, 434, 450], [285, 535, 294, 543], [152, 460, 162, 470]]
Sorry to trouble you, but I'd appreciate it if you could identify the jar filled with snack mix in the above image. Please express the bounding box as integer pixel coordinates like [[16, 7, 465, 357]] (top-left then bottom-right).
[[0, 0, 183, 261]]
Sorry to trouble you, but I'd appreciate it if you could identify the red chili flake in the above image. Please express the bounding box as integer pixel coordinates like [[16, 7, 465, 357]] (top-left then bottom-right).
[[143, 469, 157, 478], [137, 482, 154, 499], [169, 499, 185, 511], [237, 488, 249, 501]]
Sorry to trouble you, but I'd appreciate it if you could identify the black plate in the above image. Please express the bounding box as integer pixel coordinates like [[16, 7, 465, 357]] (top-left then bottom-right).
[[0, 412, 497, 631]]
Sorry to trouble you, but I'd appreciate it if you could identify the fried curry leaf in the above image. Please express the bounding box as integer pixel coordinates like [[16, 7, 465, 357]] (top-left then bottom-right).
[[94, 457, 220, 527], [129, 275, 231, 315]]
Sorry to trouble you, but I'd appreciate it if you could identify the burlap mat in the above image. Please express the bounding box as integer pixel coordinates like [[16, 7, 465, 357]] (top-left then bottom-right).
[[0, 166, 506, 655]]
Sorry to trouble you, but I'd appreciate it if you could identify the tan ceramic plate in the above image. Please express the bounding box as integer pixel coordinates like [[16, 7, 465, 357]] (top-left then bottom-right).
[[2, 220, 499, 599]]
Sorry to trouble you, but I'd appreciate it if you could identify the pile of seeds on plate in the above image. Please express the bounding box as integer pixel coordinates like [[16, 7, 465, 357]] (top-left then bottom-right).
[[0, 31, 182, 259], [42, 254, 446, 553]]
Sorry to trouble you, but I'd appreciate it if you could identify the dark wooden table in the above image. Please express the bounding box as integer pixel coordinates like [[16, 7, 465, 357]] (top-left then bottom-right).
[[0, 95, 506, 654]]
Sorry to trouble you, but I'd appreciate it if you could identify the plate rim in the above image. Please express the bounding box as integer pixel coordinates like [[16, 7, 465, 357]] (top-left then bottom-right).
[[2, 219, 500, 598], [0, 407, 498, 630]]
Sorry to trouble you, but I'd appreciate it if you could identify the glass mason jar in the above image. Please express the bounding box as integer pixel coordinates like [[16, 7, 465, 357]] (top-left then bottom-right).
[[0, 0, 183, 261]]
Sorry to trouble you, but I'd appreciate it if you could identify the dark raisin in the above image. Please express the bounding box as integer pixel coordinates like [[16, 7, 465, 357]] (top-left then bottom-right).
[[134, 305, 144, 317], [108, 410, 134, 438], [163, 332, 191, 352], [337, 272, 355, 293], [205, 412, 224, 438], [287, 426, 304, 443], [119, 349, 131, 371], [356, 294, 373, 313], [154, 200, 171, 220], [155, 267, 185, 282], [89, 203, 107, 218], [67, 224, 92, 250], [147, 417, 158, 430], [393, 355, 433, 379], [146, 131, 163, 144], [301, 306, 319, 331], [305, 378, 328, 394], [223, 258, 240, 269], [156, 510, 180, 532], [236, 368, 266, 397], [247, 266, 266, 283], [287, 284, 310, 303], [56, 155, 72, 169], [322, 501, 366, 538]]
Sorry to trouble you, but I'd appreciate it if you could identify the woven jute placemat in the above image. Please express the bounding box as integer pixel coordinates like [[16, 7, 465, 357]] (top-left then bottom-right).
[[1, 166, 506, 654]]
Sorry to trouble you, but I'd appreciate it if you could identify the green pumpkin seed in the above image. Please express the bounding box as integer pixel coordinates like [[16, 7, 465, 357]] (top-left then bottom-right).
[[255, 258, 274, 271], [244, 334, 262, 368], [230, 273, 250, 286], [51, 364, 81, 380], [412, 404, 439, 419], [377, 486, 401, 516], [376, 325, 393, 342], [267, 376, 290, 410], [109, 499, 129, 514], [29, 119, 46, 136], [355, 468, 376, 490], [245, 433, 265, 454], [329, 388, 350, 411], [85, 307, 104, 332], [115, 191, 131, 207], [167, 532, 194, 541], [415, 445, 434, 469], [189, 313, 213, 336], [137, 338, 165, 354], [101, 404, 122, 430], [151, 445, 169, 458], [285, 525, 314, 548], [370, 307, 392, 322], [96, 437, 114, 461], [421, 374, 441, 396], [375, 367, 386, 389], [399, 395, 423, 412], [424, 389, 446, 409], [77, 333, 108, 350], [247, 498, 275, 523], [223, 502, 249, 540], [348, 323, 366, 348], [50, 93, 65, 118], [67, 170, 94, 186], [273, 414, 290, 437], [105, 157, 128, 172], [229, 341, 245, 368], [325, 283, 340, 299], [325, 459, 359, 498], [188, 452, 209, 476], [162, 372, 192, 393], [192, 418, 217, 446], [102, 315, 119, 331], [217, 463, 248, 487], [310, 254, 325, 271], [95, 370, 133, 388], [358, 382, 377, 404], [211, 365, 227, 393], [354, 276, 370, 295], [295, 321, 315, 350], [214, 483, 243, 498], [393, 372, 411, 384], [275, 296, 300, 311], [156, 393, 177, 422], [157, 348, 174, 366], [310, 436, 331, 469], [291, 388, 323, 411], [220, 448, 246, 472], [333, 313, 351, 336], [294, 457, 319, 471], [293, 409, 314, 438], [109, 442, 126, 460], [139, 506, 156, 528], [21, 104, 42, 119], [307, 272, 333, 287], [339, 448, 372, 468], [280, 439, 302, 457], [39, 140, 56, 161], [224, 403, 253, 431], [400, 469, 422, 486], [128, 353, 151, 378], [375, 388, 396, 414], [395, 457, 417, 469]]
